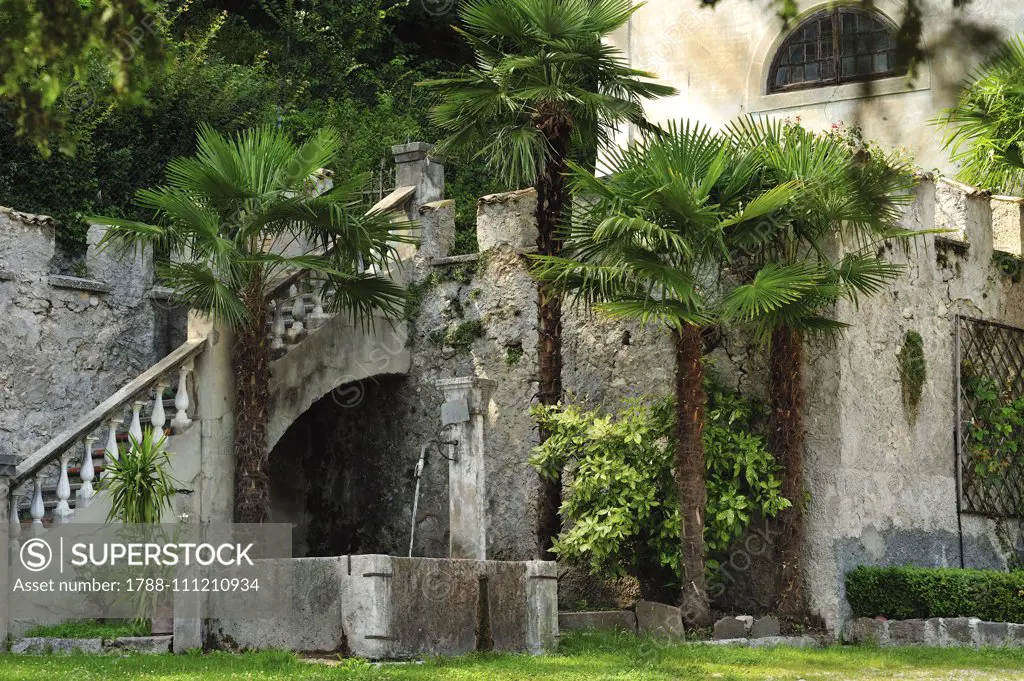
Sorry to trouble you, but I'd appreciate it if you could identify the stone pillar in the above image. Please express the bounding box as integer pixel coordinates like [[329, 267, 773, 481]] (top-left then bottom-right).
[[524, 560, 558, 654], [0, 453, 17, 650], [991, 195, 1024, 255], [188, 312, 236, 524], [392, 142, 445, 221], [436, 377, 495, 560]]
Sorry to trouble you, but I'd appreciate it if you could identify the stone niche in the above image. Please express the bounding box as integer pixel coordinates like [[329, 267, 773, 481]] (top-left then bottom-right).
[[267, 373, 450, 560]]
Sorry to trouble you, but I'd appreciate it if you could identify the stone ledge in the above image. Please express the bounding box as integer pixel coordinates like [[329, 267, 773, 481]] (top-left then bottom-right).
[[559, 610, 638, 633], [11, 637, 103, 654], [0, 268, 14, 281], [430, 253, 480, 266], [10, 635, 173, 655], [843, 616, 1024, 648], [692, 636, 819, 649], [47, 275, 113, 294], [148, 286, 177, 301]]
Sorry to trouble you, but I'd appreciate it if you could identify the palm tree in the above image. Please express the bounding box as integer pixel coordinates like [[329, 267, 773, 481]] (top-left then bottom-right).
[[937, 35, 1024, 194], [421, 0, 676, 557], [93, 124, 409, 523], [532, 121, 809, 626], [726, 117, 917, 617]]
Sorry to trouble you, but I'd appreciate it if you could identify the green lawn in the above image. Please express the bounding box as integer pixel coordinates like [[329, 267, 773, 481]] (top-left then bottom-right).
[[3, 632, 1024, 680]]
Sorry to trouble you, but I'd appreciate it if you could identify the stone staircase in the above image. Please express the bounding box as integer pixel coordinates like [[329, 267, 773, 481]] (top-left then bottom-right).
[[9, 186, 417, 534]]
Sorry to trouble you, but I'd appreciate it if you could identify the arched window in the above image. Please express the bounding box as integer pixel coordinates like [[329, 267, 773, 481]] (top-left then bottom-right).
[[767, 7, 906, 93]]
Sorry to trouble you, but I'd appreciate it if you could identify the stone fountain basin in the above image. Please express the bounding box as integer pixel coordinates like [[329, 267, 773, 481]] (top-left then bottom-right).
[[177, 555, 557, 659]]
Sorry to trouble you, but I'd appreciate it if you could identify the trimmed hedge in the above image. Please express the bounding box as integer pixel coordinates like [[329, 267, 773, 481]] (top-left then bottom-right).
[[846, 565, 1024, 622]]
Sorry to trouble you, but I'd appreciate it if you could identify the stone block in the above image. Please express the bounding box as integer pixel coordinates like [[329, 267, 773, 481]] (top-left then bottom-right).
[[635, 600, 684, 639], [107, 636, 173, 654], [1006, 623, 1024, 647], [747, 635, 818, 649], [843, 617, 887, 645], [559, 610, 638, 633], [942, 617, 978, 646], [11, 637, 102, 654], [977, 621, 1009, 647], [750, 616, 781, 638], [713, 616, 750, 640], [888, 619, 927, 646], [476, 188, 538, 252]]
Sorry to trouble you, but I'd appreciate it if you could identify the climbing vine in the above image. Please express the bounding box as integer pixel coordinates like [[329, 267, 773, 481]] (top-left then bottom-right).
[[962, 367, 1024, 482], [897, 330, 927, 423]]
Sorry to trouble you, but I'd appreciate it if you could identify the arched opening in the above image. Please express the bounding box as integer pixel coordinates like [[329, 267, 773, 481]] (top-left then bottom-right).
[[767, 6, 906, 93], [267, 374, 449, 558]]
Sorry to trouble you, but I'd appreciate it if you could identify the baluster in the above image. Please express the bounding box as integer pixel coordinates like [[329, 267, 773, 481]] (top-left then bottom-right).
[[129, 401, 144, 445], [288, 283, 307, 343], [9, 488, 22, 555], [30, 474, 45, 529], [270, 299, 286, 354], [78, 436, 96, 509], [308, 277, 328, 330], [173, 363, 193, 431], [104, 415, 121, 480], [53, 453, 73, 525], [151, 382, 168, 433]]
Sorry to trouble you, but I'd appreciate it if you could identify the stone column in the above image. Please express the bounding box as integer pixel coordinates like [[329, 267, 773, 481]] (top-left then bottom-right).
[[392, 142, 445, 221], [436, 377, 495, 560], [187, 312, 236, 524]]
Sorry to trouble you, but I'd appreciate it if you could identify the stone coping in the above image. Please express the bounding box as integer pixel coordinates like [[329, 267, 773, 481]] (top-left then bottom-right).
[[10, 635, 172, 654], [844, 617, 1024, 648], [47, 275, 113, 294], [430, 253, 480, 267]]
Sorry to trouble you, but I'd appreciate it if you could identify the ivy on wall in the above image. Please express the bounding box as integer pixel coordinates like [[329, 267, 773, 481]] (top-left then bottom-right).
[[897, 330, 927, 424]]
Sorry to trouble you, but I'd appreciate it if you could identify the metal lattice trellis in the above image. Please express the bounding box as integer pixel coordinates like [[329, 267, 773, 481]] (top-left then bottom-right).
[[956, 315, 1024, 517]]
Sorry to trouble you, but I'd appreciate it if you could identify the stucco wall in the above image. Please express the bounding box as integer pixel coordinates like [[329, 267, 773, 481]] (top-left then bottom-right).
[[0, 213, 177, 459], [609, 0, 1021, 173], [803, 177, 1024, 632]]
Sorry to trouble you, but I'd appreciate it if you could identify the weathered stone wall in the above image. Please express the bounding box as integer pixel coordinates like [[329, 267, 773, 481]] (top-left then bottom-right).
[[0, 213, 177, 459], [802, 177, 1024, 633], [262, 165, 1024, 637]]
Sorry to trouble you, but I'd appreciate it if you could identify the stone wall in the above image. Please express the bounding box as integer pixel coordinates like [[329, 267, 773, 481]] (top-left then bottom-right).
[[0, 211, 180, 459], [802, 177, 1024, 633]]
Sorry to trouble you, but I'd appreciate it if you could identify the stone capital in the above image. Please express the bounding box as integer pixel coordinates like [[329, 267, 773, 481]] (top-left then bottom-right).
[[436, 377, 495, 416]]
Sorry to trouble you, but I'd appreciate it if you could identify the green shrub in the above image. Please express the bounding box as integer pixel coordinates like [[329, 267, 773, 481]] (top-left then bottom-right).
[[845, 565, 1024, 622], [529, 386, 790, 590]]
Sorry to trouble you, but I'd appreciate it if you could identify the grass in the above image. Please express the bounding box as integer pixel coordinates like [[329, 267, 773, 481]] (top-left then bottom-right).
[[3, 632, 1024, 679], [21, 619, 150, 640]]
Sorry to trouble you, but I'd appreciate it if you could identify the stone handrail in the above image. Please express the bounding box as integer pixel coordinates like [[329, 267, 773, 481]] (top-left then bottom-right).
[[13, 338, 206, 488]]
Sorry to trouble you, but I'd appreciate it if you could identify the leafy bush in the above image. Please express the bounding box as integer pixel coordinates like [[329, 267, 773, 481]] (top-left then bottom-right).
[[846, 565, 1024, 622], [529, 386, 790, 590]]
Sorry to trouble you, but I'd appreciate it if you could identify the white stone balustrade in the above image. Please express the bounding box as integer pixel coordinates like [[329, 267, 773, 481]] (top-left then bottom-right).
[[173, 364, 192, 430], [30, 475, 44, 528], [104, 416, 121, 479], [151, 382, 168, 432], [288, 283, 307, 343], [129, 401, 144, 444], [79, 436, 96, 508], [8, 339, 205, 529], [53, 453, 73, 525]]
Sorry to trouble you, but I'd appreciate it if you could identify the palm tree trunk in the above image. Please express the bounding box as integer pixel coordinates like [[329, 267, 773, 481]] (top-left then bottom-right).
[[770, 326, 807, 618], [534, 104, 572, 559], [674, 324, 711, 628], [233, 278, 271, 524]]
